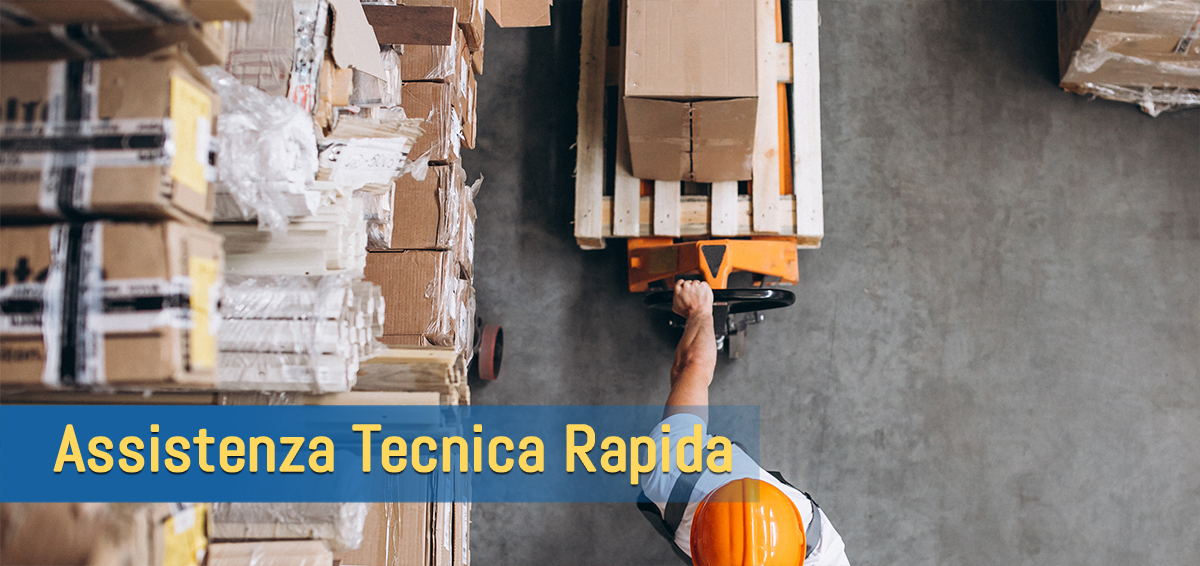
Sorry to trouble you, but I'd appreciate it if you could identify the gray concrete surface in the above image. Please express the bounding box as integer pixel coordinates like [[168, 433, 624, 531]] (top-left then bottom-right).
[[463, 1, 1200, 564]]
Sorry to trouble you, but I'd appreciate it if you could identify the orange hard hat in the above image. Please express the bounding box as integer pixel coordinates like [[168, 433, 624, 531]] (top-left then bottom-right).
[[690, 478, 805, 566]]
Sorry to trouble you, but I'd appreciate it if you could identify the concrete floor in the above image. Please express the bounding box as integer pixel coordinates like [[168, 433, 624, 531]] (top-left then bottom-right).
[[463, 1, 1200, 564]]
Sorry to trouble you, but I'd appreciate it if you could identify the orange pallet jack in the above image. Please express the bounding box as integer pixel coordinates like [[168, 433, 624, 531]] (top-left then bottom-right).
[[628, 237, 798, 358]]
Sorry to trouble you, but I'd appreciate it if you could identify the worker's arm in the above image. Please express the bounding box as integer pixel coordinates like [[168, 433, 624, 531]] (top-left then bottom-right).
[[664, 280, 716, 421]]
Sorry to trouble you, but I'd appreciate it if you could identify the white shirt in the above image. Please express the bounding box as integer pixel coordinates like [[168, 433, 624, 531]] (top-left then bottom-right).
[[640, 413, 851, 566]]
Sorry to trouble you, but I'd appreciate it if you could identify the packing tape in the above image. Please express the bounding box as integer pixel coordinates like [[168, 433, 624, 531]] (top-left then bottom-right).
[[1, 59, 177, 217], [47, 222, 106, 386]]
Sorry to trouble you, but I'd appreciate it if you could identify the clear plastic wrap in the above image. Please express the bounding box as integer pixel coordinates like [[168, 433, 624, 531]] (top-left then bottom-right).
[[202, 66, 320, 232], [217, 275, 384, 392], [399, 43, 458, 82], [422, 251, 466, 349], [350, 46, 403, 108], [360, 186, 396, 250], [209, 503, 369, 552], [399, 82, 463, 163], [1063, 82, 1200, 116]]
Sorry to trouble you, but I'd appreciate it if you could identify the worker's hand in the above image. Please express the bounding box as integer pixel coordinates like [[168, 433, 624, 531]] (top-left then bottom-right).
[[672, 280, 713, 320]]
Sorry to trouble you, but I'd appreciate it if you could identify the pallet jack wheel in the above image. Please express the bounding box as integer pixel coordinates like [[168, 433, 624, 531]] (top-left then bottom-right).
[[478, 324, 503, 381]]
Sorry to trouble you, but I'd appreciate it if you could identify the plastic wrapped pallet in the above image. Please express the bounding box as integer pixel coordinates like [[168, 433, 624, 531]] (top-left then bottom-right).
[[1058, 0, 1200, 115], [203, 66, 320, 232], [217, 275, 384, 392], [208, 503, 368, 552]]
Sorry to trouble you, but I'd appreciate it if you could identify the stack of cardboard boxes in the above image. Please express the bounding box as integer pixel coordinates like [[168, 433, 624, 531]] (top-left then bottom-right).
[[363, 10, 483, 360], [0, 2, 245, 392], [0, 5, 242, 564], [622, 0, 759, 183]]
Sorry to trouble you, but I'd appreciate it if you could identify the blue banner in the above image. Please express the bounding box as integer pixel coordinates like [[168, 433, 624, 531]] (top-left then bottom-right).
[[0, 405, 760, 503]]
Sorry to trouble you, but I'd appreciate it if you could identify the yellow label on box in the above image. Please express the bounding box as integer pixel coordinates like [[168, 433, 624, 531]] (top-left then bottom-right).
[[189, 256, 218, 369], [163, 503, 207, 566], [169, 76, 212, 195]]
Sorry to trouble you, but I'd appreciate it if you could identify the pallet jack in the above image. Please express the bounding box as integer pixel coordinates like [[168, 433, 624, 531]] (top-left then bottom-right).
[[629, 237, 798, 358]]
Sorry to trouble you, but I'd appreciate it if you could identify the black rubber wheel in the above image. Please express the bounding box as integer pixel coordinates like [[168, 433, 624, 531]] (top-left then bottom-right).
[[644, 288, 795, 314]]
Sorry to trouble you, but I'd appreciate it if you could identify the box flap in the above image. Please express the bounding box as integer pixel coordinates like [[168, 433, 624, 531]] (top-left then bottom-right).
[[329, 0, 387, 79], [625, 97, 690, 181], [691, 98, 756, 181]]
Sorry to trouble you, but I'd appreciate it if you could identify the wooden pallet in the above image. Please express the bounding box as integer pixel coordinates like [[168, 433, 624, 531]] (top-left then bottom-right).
[[574, 0, 823, 250]]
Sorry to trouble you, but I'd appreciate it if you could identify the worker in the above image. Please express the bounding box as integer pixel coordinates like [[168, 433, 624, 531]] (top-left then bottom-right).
[[638, 280, 851, 566]]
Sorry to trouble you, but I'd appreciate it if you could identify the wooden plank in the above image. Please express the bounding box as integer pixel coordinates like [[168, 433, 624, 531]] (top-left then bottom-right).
[[751, 0, 781, 233], [710, 181, 739, 236], [604, 195, 809, 239], [612, 2, 642, 238], [612, 101, 642, 237], [791, 0, 823, 245], [362, 5, 458, 45], [776, 42, 793, 83], [653, 180, 681, 237], [575, 0, 609, 249]]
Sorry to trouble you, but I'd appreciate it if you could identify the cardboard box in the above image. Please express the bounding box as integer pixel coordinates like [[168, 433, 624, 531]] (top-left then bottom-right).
[[0, 221, 223, 389], [486, 0, 552, 27], [624, 0, 757, 99], [386, 165, 463, 250], [334, 502, 431, 566], [625, 97, 757, 181], [400, 27, 467, 82], [459, 64, 477, 149], [0, 0, 253, 26], [0, 52, 217, 223], [381, 334, 435, 347], [403, 0, 486, 51], [207, 541, 333, 566], [471, 47, 484, 75], [401, 82, 461, 163], [401, 29, 476, 149], [1059, 1, 1200, 92], [621, 0, 759, 182], [364, 250, 471, 352]]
